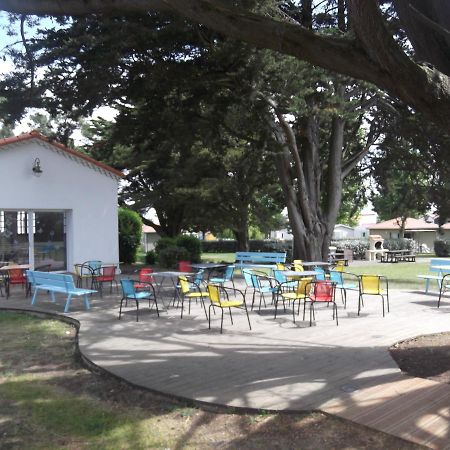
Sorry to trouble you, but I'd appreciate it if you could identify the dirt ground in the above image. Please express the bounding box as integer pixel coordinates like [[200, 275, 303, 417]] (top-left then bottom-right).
[[390, 332, 450, 384]]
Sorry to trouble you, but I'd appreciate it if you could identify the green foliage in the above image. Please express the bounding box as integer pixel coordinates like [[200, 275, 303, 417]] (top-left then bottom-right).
[[145, 250, 156, 265], [155, 237, 177, 253], [383, 238, 417, 251], [434, 240, 450, 257], [158, 246, 190, 269], [331, 239, 369, 260], [118, 208, 142, 264], [175, 235, 202, 263], [201, 239, 292, 255]]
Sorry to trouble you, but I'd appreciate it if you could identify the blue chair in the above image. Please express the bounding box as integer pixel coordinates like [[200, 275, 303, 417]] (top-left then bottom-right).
[[119, 279, 159, 322], [315, 267, 327, 281], [273, 269, 297, 289], [250, 272, 278, 311], [329, 270, 359, 308], [209, 265, 235, 289]]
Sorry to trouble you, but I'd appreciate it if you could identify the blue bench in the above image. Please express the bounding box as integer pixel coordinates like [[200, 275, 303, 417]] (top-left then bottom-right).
[[27, 270, 96, 312], [235, 252, 286, 271], [417, 259, 450, 293]]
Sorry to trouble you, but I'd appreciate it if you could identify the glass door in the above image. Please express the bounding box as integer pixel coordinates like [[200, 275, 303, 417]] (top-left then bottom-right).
[[33, 211, 66, 271], [0, 210, 29, 265]]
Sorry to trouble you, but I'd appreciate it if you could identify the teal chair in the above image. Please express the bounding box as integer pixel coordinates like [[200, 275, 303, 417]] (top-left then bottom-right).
[[119, 279, 159, 322], [209, 265, 235, 289], [329, 270, 359, 308]]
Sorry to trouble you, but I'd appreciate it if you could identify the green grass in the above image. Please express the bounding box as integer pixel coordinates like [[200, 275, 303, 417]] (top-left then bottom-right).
[[201, 252, 235, 263], [346, 262, 430, 290]]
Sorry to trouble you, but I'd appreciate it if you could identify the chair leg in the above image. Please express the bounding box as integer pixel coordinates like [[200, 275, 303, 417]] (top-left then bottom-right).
[[136, 300, 139, 322], [381, 294, 385, 317], [386, 291, 390, 313], [292, 299, 297, 323], [119, 297, 124, 319], [201, 298, 208, 320], [208, 304, 212, 329], [220, 308, 224, 333], [244, 303, 252, 330], [334, 303, 338, 326]]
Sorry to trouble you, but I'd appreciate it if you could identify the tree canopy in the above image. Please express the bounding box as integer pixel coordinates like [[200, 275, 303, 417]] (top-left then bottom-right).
[[1, 0, 449, 132]]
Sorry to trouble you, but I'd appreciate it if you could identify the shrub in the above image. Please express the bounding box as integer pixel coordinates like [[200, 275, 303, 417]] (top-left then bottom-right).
[[176, 235, 202, 263], [201, 239, 292, 255], [435, 239, 450, 257], [145, 250, 156, 265], [158, 245, 190, 269], [331, 239, 369, 260], [155, 237, 177, 253], [118, 208, 142, 264], [383, 238, 417, 251]]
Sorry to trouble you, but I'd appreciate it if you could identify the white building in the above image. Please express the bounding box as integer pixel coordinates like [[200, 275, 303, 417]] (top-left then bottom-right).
[[0, 131, 122, 271]]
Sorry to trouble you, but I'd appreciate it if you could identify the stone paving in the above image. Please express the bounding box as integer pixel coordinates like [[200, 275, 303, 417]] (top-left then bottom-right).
[[1, 277, 450, 448]]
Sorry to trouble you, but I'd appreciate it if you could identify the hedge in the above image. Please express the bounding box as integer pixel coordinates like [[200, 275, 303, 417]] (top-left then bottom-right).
[[435, 239, 450, 257], [202, 239, 292, 256]]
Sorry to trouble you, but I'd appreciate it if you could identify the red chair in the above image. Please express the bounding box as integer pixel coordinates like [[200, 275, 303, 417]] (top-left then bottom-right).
[[94, 265, 118, 297], [303, 280, 338, 326], [178, 261, 192, 273], [6, 268, 28, 298], [135, 268, 154, 290]]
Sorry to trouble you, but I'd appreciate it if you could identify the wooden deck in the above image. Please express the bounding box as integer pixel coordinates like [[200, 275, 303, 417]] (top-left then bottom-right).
[[2, 279, 450, 448]]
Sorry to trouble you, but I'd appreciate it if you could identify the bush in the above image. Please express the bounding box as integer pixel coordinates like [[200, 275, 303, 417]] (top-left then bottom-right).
[[118, 208, 142, 264], [435, 239, 450, 257], [155, 237, 177, 253], [176, 235, 202, 263], [331, 239, 369, 260], [383, 238, 417, 251], [145, 250, 156, 265], [201, 239, 292, 255], [158, 245, 190, 269]]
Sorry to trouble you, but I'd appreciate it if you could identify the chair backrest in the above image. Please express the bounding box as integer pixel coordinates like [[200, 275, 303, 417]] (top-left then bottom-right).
[[293, 260, 304, 272], [193, 269, 205, 285], [224, 265, 235, 281], [335, 260, 345, 272], [101, 265, 116, 280], [139, 268, 154, 283], [120, 279, 136, 297], [178, 261, 192, 273], [86, 260, 102, 274], [273, 269, 287, 284], [276, 263, 286, 270], [8, 268, 26, 283], [296, 278, 312, 296], [312, 280, 335, 302], [178, 276, 191, 294], [207, 284, 222, 305], [242, 269, 253, 287], [360, 275, 381, 293], [329, 270, 343, 285], [315, 267, 327, 281]]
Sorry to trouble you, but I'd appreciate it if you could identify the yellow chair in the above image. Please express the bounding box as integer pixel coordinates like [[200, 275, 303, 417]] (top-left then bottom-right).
[[292, 260, 304, 272], [358, 275, 389, 317], [178, 276, 208, 319], [207, 284, 251, 333], [276, 277, 312, 322], [276, 263, 286, 270], [334, 260, 346, 272]]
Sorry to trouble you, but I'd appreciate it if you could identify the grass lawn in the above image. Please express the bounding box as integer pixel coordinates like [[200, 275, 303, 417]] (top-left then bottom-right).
[[346, 262, 430, 290], [0, 312, 418, 449], [201, 252, 235, 263]]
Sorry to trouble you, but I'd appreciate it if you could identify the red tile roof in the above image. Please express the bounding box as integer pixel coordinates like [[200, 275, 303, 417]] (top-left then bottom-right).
[[368, 217, 450, 230], [0, 130, 124, 178]]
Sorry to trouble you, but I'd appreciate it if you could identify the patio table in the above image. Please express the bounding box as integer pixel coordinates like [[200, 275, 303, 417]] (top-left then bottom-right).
[[300, 261, 331, 268], [191, 263, 228, 280], [281, 270, 318, 278]]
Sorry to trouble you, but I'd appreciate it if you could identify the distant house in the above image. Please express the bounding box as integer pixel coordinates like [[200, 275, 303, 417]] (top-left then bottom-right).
[[333, 224, 355, 240], [0, 131, 122, 271], [367, 217, 450, 251], [141, 224, 160, 252]]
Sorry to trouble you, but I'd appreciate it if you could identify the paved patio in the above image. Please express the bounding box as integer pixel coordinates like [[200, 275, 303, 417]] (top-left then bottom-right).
[[1, 278, 450, 448]]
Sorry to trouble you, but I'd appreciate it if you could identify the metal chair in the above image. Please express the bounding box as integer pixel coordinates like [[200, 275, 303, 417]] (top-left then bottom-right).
[[119, 279, 159, 322], [178, 276, 208, 319], [276, 277, 313, 321], [358, 275, 389, 317], [329, 270, 359, 308], [93, 265, 119, 296], [207, 284, 251, 333], [437, 273, 450, 308], [303, 280, 338, 326], [134, 267, 154, 290], [5, 267, 28, 298], [250, 272, 278, 311], [209, 265, 235, 289]]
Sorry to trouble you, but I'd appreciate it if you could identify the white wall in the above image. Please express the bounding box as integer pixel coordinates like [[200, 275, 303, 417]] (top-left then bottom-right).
[[0, 139, 119, 270]]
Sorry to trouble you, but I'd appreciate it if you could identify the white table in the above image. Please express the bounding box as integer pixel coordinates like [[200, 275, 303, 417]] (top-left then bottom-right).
[[281, 270, 318, 278], [144, 271, 194, 307]]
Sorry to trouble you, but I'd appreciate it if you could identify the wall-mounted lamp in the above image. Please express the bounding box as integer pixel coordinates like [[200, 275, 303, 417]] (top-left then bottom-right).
[[32, 158, 43, 176]]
